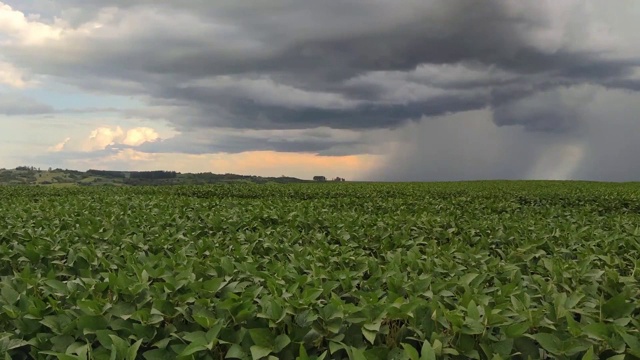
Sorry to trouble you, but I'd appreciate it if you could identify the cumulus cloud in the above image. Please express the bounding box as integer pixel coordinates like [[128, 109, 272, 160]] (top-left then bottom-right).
[[82, 126, 125, 151], [0, 2, 65, 45], [121, 127, 159, 146], [48, 125, 162, 153], [0, 61, 33, 87], [47, 137, 70, 152]]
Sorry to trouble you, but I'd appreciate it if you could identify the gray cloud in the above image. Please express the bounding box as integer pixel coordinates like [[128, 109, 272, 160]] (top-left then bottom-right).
[[366, 86, 640, 182], [4, 0, 640, 180], [491, 86, 596, 133], [5, 1, 637, 132], [366, 110, 541, 181], [136, 127, 372, 155], [0, 93, 53, 115]]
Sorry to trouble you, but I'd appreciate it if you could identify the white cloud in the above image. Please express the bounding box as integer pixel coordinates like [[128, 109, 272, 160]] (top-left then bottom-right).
[[48, 125, 162, 152], [82, 126, 125, 151], [106, 148, 155, 162], [0, 61, 32, 87], [0, 2, 64, 45], [0, 3, 129, 47], [122, 127, 160, 146], [47, 137, 70, 152]]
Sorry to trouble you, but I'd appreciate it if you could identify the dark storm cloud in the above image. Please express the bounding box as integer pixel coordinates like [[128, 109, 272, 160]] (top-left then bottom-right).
[[156, 86, 489, 130], [366, 86, 640, 182], [4, 0, 638, 137], [137, 134, 346, 155], [491, 86, 596, 133]]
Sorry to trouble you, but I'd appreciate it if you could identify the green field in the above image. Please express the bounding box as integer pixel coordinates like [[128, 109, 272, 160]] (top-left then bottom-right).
[[1, 182, 640, 359]]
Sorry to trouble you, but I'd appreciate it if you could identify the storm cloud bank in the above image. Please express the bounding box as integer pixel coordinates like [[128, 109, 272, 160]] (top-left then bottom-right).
[[3, 0, 640, 180]]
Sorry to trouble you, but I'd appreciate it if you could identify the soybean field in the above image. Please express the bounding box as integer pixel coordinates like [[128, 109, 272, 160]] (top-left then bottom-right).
[[1, 182, 640, 359]]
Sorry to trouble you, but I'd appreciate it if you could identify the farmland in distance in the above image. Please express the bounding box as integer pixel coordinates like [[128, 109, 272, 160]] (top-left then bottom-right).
[[1, 182, 639, 359]]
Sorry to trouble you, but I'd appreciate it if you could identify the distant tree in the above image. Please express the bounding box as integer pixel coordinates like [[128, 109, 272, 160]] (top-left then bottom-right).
[[333, 177, 346, 182], [313, 176, 327, 182], [15, 166, 39, 171]]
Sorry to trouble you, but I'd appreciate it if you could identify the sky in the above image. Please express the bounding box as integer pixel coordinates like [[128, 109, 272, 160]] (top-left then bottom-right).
[[1, 1, 640, 181]]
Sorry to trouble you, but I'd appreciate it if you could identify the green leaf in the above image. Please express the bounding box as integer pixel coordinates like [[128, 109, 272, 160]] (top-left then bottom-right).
[[182, 331, 208, 346], [420, 340, 436, 360], [193, 313, 218, 329], [528, 333, 561, 355], [152, 338, 172, 350], [329, 341, 345, 355], [78, 316, 108, 334], [108, 335, 130, 357], [250, 345, 272, 360], [582, 323, 610, 341], [273, 334, 291, 353], [109, 303, 136, 320], [45, 279, 68, 295], [362, 328, 377, 345], [562, 340, 590, 356], [401, 343, 419, 360], [602, 294, 635, 319], [467, 300, 480, 320], [364, 346, 389, 360], [96, 330, 116, 349], [226, 344, 248, 359], [363, 320, 382, 332], [77, 300, 102, 315], [565, 314, 582, 337], [566, 293, 584, 309], [179, 343, 209, 356], [1, 286, 19, 305], [264, 299, 285, 322], [127, 339, 143, 360], [142, 349, 173, 360], [249, 328, 274, 348], [618, 331, 640, 357], [606, 355, 625, 360], [460, 273, 479, 287], [350, 347, 367, 360], [432, 339, 443, 356], [581, 346, 596, 360], [296, 343, 310, 360], [206, 321, 224, 343], [505, 322, 529, 338], [38, 352, 80, 360]]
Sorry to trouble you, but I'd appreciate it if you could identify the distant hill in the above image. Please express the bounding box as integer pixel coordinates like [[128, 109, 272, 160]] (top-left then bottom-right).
[[0, 166, 314, 186]]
